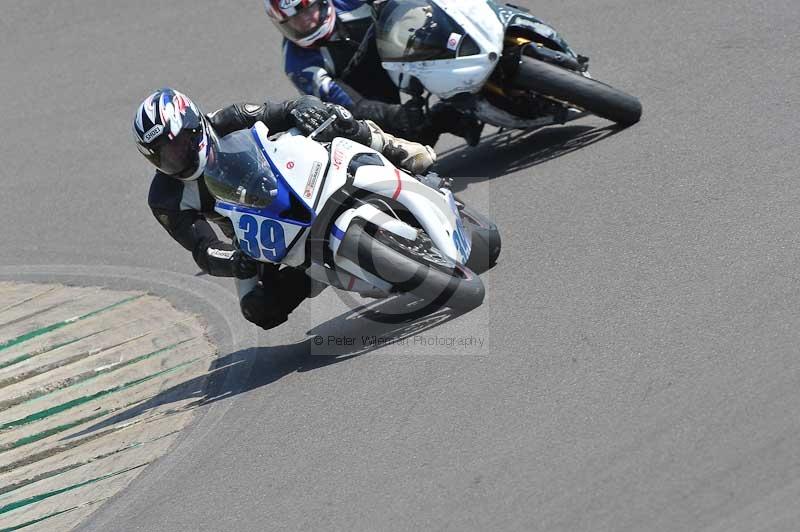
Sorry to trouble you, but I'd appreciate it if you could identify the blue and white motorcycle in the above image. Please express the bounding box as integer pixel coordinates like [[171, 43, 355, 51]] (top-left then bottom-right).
[[204, 121, 500, 311]]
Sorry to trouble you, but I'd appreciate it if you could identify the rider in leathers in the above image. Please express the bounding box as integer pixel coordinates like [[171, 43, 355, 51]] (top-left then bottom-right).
[[134, 88, 436, 330], [266, 0, 483, 146]]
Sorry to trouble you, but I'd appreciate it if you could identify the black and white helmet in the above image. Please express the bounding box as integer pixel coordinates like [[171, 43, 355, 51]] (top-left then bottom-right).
[[132, 88, 209, 181]]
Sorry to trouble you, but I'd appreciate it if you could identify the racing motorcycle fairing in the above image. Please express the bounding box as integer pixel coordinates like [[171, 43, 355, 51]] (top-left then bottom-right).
[[377, 0, 505, 99], [211, 123, 328, 267], [210, 122, 475, 294]]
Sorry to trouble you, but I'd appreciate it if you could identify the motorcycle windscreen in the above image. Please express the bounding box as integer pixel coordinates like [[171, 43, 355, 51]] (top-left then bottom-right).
[[203, 130, 287, 212], [376, 0, 471, 62]]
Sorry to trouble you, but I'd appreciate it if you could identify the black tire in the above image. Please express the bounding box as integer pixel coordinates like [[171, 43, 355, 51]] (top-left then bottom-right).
[[337, 222, 485, 311], [456, 201, 501, 274], [513, 56, 642, 125]]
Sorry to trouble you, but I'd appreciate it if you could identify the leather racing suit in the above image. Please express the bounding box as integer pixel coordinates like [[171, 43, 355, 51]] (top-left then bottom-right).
[[280, 0, 480, 145]]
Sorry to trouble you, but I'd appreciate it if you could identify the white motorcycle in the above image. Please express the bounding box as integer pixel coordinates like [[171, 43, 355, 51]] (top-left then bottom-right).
[[205, 121, 500, 311], [373, 0, 642, 132]]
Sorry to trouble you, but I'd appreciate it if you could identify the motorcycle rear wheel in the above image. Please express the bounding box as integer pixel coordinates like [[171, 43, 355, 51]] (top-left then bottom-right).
[[513, 56, 642, 125]]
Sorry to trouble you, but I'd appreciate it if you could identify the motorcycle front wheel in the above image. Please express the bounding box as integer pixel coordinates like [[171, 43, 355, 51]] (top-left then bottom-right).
[[337, 222, 485, 311], [513, 56, 642, 125]]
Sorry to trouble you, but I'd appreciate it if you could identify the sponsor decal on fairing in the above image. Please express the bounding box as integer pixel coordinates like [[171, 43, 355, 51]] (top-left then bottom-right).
[[446, 32, 462, 51], [332, 148, 345, 170], [304, 161, 323, 199]]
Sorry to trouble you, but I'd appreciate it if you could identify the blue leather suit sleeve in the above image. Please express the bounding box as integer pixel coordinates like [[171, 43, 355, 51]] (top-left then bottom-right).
[[283, 40, 356, 107]]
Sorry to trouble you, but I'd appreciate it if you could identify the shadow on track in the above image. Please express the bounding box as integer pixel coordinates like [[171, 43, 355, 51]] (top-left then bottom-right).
[[65, 296, 464, 438], [436, 124, 624, 191]]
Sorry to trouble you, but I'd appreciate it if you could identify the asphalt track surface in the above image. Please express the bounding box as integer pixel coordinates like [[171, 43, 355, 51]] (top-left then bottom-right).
[[2, 0, 799, 530]]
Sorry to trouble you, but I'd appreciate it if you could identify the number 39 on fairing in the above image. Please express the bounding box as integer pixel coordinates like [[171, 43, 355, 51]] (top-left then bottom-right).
[[216, 209, 300, 263]]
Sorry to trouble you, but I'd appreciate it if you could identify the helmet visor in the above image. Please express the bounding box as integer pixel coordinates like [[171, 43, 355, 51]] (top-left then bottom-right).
[[279, 2, 331, 42], [143, 127, 204, 177]]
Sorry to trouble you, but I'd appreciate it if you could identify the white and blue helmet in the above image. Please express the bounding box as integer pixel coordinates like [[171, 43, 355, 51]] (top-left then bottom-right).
[[133, 88, 209, 181], [266, 0, 336, 48]]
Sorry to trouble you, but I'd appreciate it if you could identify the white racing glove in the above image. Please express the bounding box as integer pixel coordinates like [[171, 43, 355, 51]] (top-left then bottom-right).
[[366, 120, 437, 175]]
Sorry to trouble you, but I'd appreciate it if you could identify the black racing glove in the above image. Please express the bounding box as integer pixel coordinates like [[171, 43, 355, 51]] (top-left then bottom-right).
[[391, 100, 428, 137], [196, 241, 259, 279], [291, 103, 360, 142]]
